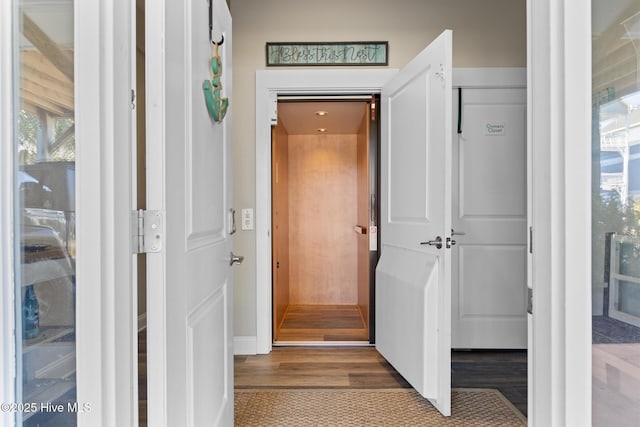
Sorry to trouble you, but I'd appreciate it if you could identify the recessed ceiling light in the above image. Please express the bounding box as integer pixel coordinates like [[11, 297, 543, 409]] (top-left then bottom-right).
[[315, 110, 328, 116], [317, 128, 327, 133]]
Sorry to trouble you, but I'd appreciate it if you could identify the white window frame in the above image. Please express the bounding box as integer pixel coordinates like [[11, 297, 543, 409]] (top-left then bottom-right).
[[608, 234, 640, 328]]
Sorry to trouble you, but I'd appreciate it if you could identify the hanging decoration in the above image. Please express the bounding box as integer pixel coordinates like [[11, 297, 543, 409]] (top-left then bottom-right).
[[203, 38, 229, 122]]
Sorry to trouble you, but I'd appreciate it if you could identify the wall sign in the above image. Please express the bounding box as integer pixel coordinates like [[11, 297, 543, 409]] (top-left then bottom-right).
[[266, 42, 388, 66], [485, 122, 506, 136]]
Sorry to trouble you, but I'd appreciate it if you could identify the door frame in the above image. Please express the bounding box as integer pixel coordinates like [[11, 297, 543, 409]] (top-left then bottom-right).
[[254, 69, 396, 354], [527, 0, 592, 425], [75, 1, 138, 425], [0, 2, 16, 424]]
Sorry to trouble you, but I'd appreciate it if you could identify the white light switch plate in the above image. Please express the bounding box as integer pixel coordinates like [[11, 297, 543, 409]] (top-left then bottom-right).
[[241, 208, 254, 230]]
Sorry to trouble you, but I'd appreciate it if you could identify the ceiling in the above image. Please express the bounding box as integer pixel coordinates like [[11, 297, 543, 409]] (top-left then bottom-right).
[[277, 101, 368, 135], [20, 4, 74, 117]]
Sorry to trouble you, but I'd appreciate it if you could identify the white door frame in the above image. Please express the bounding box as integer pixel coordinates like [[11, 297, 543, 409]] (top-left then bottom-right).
[[0, 2, 16, 425], [527, 0, 591, 425], [255, 69, 397, 354], [75, 1, 138, 425]]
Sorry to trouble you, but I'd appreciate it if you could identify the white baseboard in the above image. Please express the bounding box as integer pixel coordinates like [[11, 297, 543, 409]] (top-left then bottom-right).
[[234, 336, 257, 355], [138, 313, 146, 331]]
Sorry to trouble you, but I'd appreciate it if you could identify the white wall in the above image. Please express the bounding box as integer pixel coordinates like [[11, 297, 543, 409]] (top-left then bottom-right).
[[230, 0, 527, 337]]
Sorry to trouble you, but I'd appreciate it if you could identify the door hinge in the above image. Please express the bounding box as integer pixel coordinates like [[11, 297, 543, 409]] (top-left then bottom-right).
[[529, 226, 533, 254], [435, 64, 446, 84], [132, 209, 163, 254], [527, 288, 533, 315]]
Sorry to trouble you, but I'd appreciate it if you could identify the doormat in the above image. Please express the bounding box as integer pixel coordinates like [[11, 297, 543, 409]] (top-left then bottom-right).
[[235, 388, 527, 426]]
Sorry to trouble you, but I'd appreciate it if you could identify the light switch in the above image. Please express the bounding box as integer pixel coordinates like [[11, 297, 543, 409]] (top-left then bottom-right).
[[241, 208, 254, 230]]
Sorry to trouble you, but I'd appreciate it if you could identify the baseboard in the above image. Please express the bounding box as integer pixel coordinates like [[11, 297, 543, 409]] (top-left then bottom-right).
[[234, 336, 257, 355], [138, 313, 147, 332]]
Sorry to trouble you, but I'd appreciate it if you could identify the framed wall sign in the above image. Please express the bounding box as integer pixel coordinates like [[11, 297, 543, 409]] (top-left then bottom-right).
[[266, 42, 388, 66]]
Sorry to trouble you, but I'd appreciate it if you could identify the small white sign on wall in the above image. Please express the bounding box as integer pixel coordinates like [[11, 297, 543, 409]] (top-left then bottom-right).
[[485, 122, 506, 136]]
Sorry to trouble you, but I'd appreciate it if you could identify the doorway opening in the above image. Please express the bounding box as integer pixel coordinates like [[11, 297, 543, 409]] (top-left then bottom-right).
[[271, 96, 380, 345]]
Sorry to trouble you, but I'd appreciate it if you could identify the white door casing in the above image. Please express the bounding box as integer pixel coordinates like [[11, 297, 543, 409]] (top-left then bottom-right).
[[76, 1, 137, 425], [452, 84, 527, 349], [0, 1, 15, 423], [254, 69, 397, 354], [146, 0, 234, 425], [376, 29, 452, 416], [527, 0, 592, 425]]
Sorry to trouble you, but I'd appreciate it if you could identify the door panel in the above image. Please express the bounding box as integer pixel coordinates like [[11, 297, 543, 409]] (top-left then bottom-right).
[[377, 247, 439, 396], [187, 286, 228, 424], [376, 29, 452, 416], [452, 87, 527, 349], [146, 0, 233, 425]]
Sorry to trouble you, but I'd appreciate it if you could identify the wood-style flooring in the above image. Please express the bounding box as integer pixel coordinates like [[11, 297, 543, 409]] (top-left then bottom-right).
[[236, 347, 527, 416], [235, 346, 409, 389], [139, 327, 527, 425], [451, 350, 527, 416], [275, 304, 369, 343]]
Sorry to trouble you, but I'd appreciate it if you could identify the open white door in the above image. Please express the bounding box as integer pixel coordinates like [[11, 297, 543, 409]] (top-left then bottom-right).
[[146, 0, 235, 425], [376, 30, 452, 416]]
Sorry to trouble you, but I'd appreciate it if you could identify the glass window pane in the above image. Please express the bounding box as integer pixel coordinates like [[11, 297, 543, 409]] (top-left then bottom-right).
[[593, 2, 640, 425], [13, 1, 77, 425]]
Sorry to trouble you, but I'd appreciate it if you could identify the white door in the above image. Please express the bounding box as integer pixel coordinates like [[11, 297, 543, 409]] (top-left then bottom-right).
[[376, 29, 452, 416], [451, 87, 527, 349], [146, 0, 235, 425]]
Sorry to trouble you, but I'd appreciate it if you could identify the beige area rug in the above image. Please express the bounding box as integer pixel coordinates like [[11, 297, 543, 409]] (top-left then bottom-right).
[[235, 388, 527, 426]]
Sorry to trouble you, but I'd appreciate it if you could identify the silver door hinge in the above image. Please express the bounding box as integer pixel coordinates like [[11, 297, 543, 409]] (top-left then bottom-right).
[[132, 209, 163, 254], [527, 288, 533, 315], [435, 64, 446, 84]]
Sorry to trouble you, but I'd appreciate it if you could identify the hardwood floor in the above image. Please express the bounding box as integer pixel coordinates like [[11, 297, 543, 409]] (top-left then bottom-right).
[[452, 349, 527, 416], [275, 304, 369, 343], [235, 346, 409, 389], [236, 347, 527, 416]]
